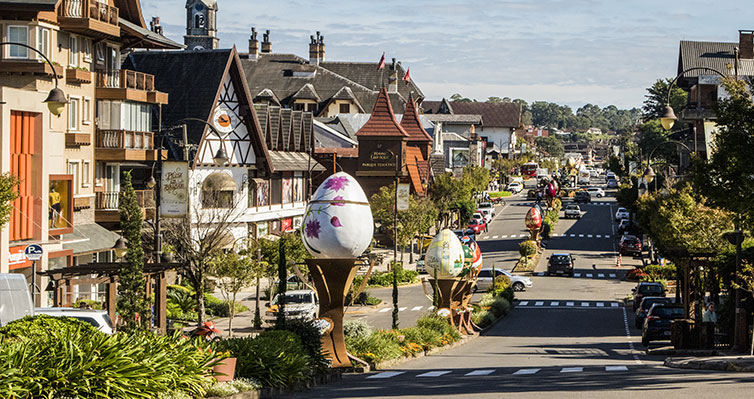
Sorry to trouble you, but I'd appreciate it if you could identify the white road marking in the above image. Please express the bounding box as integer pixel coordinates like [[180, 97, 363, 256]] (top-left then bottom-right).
[[611, 302, 619, 307], [513, 368, 541, 375], [605, 234, 611, 239], [586, 273, 593, 278], [574, 273, 582, 277], [417, 370, 452, 377], [379, 308, 391, 313], [480, 236, 488, 240], [368, 371, 404, 379], [399, 307, 407, 311], [570, 234, 576, 237], [493, 235, 499, 239], [597, 273, 605, 278], [560, 367, 583, 373], [581, 302, 590, 307], [519, 301, 529, 306], [411, 306, 423, 311], [579, 234, 584, 238], [519, 234, 527, 238], [550, 301, 560, 306], [587, 234, 593, 238], [596, 235, 602, 238], [535, 301, 544, 306], [465, 369, 496, 376], [566, 302, 575, 306], [501, 235, 508, 238], [609, 273, 617, 278], [622, 306, 643, 364], [606, 366, 628, 372], [596, 302, 605, 307]]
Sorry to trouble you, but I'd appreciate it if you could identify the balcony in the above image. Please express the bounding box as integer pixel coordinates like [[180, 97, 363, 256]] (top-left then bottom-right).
[[680, 106, 717, 122], [95, 69, 168, 104], [95, 189, 155, 223], [0, 60, 64, 78], [57, 0, 120, 39], [95, 129, 164, 161]]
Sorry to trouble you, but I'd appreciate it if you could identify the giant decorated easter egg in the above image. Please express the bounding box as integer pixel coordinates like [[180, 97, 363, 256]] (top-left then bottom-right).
[[525, 207, 542, 231], [301, 172, 373, 258], [424, 229, 465, 278]]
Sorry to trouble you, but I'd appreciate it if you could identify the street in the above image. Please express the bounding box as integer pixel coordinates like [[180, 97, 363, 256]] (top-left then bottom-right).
[[288, 179, 754, 398]]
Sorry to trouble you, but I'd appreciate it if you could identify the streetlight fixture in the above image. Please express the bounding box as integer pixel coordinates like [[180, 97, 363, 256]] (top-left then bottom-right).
[[644, 165, 656, 184], [660, 105, 677, 131], [0, 41, 67, 116], [660, 66, 729, 131], [113, 236, 128, 258], [213, 146, 229, 166]]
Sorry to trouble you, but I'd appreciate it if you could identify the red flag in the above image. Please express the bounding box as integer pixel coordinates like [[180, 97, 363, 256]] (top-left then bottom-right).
[[402, 68, 411, 84], [377, 52, 385, 70]]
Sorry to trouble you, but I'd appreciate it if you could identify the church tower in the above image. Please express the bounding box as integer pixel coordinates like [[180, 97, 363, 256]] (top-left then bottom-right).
[[184, 0, 219, 51]]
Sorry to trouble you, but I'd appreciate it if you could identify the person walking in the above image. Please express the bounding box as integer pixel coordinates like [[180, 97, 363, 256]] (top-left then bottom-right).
[[702, 302, 717, 349]]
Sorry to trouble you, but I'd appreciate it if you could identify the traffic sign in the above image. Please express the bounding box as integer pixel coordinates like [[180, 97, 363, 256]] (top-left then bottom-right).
[[24, 244, 43, 261]]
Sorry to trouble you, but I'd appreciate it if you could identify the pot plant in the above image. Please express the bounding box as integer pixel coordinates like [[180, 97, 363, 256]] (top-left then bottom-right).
[[212, 352, 237, 382]]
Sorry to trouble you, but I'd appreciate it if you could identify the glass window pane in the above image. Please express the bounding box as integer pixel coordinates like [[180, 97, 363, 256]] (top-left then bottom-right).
[[9, 27, 29, 58]]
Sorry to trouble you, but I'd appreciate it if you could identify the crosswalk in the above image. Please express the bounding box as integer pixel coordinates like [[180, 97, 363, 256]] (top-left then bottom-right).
[[532, 272, 618, 278], [516, 300, 622, 308], [477, 233, 611, 241], [366, 365, 631, 379]]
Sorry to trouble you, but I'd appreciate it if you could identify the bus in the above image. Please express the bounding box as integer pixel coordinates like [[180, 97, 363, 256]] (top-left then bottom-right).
[[521, 162, 538, 177]]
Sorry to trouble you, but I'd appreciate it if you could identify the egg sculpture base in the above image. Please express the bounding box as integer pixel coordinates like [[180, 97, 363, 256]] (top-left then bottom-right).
[[306, 258, 360, 368], [428, 277, 478, 335]]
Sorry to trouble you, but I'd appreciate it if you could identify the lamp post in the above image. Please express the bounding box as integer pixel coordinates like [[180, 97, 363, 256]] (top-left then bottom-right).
[[644, 140, 692, 193], [0, 42, 67, 115]]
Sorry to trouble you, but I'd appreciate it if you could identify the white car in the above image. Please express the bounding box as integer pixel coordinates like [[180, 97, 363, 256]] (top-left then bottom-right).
[[34, 308, 115, 334], [475, 268, 533, 292], [586, 187, 605, 198], [266, 289, 319, 322], [615, 207, 630, 221], [506, 182, 523, 193], [564, 204, 582, 219], [477, 202, 495, 217], [473, 212, 491, 224]]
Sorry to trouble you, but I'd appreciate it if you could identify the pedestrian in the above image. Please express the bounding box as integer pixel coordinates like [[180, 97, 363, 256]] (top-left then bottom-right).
[[702, 302, 717, 349], [703, 302, 717, 323]]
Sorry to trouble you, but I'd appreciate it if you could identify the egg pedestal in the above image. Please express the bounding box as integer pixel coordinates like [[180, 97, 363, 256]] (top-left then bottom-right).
[[426, 276, 478, 335]]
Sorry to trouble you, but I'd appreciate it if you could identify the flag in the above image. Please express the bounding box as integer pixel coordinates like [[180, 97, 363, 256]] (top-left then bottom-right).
[[402, 68, 411, 84], [377, 52, 385, 70]]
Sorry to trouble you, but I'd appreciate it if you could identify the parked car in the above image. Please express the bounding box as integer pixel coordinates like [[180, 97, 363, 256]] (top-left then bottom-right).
[[589, 170, 599, 178], [475, 268, 533, 292], [507, 182, 523, 193], [607, 178, 619, 188], [265, 289, 319, 322], [632, 282, 666, 311], [34, 308, 115, 334], [468, 218, 487, 234], [547, 253, 575, 276], [453, 229, 476, 242], [642, 304, 685, 346], [474, 211, 491, 224], [563, 204, 582, 219], [477, 202, 495, 217], [634, 296, 673, 328], [615, 207, 630, 221], [0, 273, 33, 327], [619, 234, 642, 256], [586, 187, 605, 198], [573, 191, 591, 203], [617, 219, 631, 235], [606, 171, 616, 182], [416, 254, 426, 273]]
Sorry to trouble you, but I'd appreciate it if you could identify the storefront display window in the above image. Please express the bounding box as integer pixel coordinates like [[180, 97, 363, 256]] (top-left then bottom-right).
[[49, 175, 73, 234]]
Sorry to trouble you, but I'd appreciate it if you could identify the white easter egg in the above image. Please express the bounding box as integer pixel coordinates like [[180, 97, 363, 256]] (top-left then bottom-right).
[[301, 172, 373, 258], [424, 229, 465, 278]]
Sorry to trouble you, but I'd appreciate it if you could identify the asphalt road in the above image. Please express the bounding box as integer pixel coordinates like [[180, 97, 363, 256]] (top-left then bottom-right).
[[289, 178, 754, 398]]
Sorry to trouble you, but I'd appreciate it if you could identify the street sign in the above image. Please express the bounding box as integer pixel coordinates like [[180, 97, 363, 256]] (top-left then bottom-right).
[[397, 184, 410, 211], [24, 244, 43, 261]]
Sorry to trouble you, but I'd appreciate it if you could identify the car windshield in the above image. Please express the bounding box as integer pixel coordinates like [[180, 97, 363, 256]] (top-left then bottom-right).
[[642, 298, 671, 310], [651, 306, 684, 318], [639, 285, 663, 295], [551, 255, 571, 264], [273, 293, 312, 304]]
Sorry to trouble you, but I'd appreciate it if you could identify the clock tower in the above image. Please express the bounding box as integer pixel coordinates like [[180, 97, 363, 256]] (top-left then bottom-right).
[[184, 0, 219, 51]]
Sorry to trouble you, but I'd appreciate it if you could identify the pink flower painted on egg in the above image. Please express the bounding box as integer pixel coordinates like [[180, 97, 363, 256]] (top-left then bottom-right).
[[330, 216, 342, 227], [332, 196, 346, 206], [324, 176, 349, 192], [305, 219, 321, 238]]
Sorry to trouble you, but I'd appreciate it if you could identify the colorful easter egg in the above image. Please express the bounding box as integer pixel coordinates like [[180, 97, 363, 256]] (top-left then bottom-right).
[[301, 172, 373, 258], [424, 229, 465, 278], [525, 207, 542, 231]]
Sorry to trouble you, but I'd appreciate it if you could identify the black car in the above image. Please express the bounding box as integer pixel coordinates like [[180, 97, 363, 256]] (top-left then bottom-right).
[[573, 191, 591, 203], [642, 304, 685, 346], [634, 296, 673, 328], [632, 282, 666, 311], [547, 253, 575, 276]]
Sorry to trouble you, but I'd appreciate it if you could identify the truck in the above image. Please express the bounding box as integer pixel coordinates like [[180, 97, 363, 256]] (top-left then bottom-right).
[[0, 273, 34, 327], [578, 168, 591, 185]]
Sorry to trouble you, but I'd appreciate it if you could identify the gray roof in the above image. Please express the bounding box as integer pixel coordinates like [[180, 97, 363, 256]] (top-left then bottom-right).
[[268, 151, 324, 172], [423, 114, 482, 124], [442, 132, 469, 142], [678, 40, 754, 79], [62, 223, 121, 255], [423, 100, 522, 128], [292, 83, 321, 101], [119, 18, 184, 50], [319, 60, 424, 99]]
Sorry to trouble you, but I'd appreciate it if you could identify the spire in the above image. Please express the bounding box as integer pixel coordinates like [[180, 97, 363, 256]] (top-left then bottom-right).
[[356, 88, 409, 138], [400, 93, 432, 143]]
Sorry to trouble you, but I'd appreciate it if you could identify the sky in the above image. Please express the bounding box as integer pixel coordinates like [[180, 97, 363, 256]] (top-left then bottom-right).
[[140, 0, 751, 110]]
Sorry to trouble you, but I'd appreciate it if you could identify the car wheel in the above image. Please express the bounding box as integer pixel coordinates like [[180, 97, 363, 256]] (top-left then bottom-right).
[[513, 282, 525, 292], [641, 337, 650, 347]]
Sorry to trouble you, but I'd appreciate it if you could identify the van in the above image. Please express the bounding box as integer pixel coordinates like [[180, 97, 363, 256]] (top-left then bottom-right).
[[0, 273, 33, 327]]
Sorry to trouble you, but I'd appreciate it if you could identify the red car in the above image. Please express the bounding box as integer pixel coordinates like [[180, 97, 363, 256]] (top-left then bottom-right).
[[467, 218, 487, 234], [619, 235, 642, 256]]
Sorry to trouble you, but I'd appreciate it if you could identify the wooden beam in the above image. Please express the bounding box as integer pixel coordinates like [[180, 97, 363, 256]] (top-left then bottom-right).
[[155, 272, 167, 334], [106, 277, 117, 324]]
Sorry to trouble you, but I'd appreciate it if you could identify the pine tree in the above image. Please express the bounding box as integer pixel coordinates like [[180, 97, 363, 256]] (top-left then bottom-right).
[[117, 171, 149, 332]]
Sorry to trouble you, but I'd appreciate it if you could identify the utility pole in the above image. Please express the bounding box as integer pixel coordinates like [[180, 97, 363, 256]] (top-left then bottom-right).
[[733, 218, 747, 352], [392, 157, 400, 330]]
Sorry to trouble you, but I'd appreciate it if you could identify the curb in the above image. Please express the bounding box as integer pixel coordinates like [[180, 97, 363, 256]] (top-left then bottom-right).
[[664, 356, 754, 372]]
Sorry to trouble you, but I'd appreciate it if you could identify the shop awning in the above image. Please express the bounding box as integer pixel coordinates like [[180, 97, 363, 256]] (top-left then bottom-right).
[[269, 151, 325, 172], [61, 224, 121, 255]]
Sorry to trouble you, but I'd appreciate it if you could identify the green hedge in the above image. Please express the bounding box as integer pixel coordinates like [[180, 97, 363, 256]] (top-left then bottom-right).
[[488, 191, 512, 198], [641, 264, 676, 281], [519, 240, 538, 257], [352, 267, 419, 288]]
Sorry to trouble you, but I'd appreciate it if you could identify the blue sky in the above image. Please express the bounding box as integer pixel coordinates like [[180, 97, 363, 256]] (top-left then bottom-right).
[[140, 0, 751, 109]]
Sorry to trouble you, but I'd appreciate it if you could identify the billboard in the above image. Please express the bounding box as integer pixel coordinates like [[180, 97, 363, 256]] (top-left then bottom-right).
[[160, 161, 189, 218]]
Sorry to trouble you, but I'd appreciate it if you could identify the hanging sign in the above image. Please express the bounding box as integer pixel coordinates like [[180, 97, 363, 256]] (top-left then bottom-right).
[[160, 161, 189, 218], [397, 183, 410, 211]]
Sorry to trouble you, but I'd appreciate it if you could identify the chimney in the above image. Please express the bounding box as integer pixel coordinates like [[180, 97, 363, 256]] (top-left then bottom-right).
[[261, 30, 272, 53], [318, 33, 325, 62], [739, 30, 754, 59], [309, 34, 318, 64], [388, 58, 398, 93], [248, 27, 259, 60], [150, 16, 163, 35]]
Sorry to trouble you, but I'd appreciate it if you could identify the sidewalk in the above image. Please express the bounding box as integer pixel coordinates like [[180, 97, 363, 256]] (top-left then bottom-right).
[[664, 355, 754, 372]]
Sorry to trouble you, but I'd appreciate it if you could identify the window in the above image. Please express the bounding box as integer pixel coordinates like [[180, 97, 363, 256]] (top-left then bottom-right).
[[68, 97, 80, 131], [37, 27, 50, 60], [8, 26, 29, 58], [83, 38, 92, 62], [339, 103, 350, 114], [82, 98, 91, 124], [270, 178, 282, 205], [82, 161, 90, 186], [69, 35, 78, 67], [95, 162, 104, 186], [68, 161, 80, 195]]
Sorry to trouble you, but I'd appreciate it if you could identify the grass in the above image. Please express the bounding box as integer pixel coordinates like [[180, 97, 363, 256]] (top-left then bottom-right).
[[488, 191, 512, 198]]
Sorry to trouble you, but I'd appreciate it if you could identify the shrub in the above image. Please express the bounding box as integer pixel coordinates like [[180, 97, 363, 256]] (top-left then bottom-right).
[[401, 325, 443, 351], [0, 314, 100, 341], [71, 299, 103, 310], [626, 267, 648, 281], [279, 319, 329, 373], [488, 191, 512, 198], [216, 330, 312, 388], [471, 309, 496, 328], [346, 330, 403, 363], [344, 319, 372, 341], [354, 267, 419, 288], [416, 314, 462, 342], [519, 240, 538, 257], [642, 264, 676, 281], [488, 297, 511, 317]]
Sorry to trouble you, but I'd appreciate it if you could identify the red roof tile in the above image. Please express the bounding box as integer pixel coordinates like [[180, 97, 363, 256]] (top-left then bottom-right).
[[400, 95, 433, 143], [356, 88, 409, 138], [406, 146, 427, 196]]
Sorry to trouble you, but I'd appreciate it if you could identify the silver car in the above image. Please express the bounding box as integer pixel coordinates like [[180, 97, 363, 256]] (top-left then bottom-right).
[[475, 268, 533, 292], [265, 289, 319, 322]]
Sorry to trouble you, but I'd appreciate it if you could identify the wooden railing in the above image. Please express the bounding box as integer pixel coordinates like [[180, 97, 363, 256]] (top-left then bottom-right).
[[96, 189, 154, 210], [96, 129, 154, 150], [58, 0, 119, 25], [96, 69, 155, 91]]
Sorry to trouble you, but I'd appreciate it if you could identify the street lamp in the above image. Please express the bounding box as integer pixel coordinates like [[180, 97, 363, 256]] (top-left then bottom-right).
[[213, 146, 229, 166], [660, 105, 677, 131], [0, 41, 67, 116], [113, 236, 128, 258], [644, 165, 656, 184], [660, 66, 729, 132]]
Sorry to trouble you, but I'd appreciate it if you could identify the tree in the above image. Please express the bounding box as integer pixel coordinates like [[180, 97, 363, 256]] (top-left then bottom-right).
[[642, 78, 688, 121], [371, 184, 439, 258], [449, 93, 474, 102], [208, 250, 258, 336], [637, 120, 677, 164], [533, 136, 564, 158], [513, 99, 533, 126], [0, 173, 19, 229], [117, 171, 149, 332]]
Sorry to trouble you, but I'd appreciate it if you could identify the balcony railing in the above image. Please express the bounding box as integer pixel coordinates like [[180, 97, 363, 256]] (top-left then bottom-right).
[[96, 129, 154, 150], [96, 189, 155, 210], [59, 0, 119, 25], [96, 69, 155, 91]]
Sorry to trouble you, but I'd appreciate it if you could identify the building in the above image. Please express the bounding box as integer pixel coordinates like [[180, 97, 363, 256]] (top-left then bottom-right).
[[0, 0, 180, 306], [676, 30, 754, 158]]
